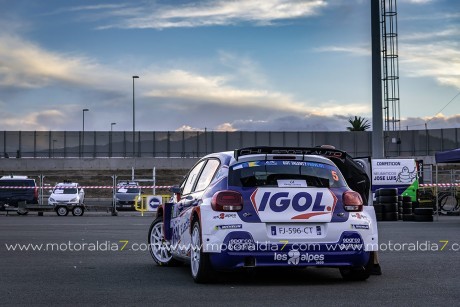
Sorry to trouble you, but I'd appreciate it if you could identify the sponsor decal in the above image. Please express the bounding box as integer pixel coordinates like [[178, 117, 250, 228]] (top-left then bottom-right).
[[216, 224, 242, 230], [213, 213, 238, 220], [351, 213, 369, 220], [274, 250, 325, 265], [351, 224, 370, 230], [250, 188, 337, 220], [171, 219, 190, 245]]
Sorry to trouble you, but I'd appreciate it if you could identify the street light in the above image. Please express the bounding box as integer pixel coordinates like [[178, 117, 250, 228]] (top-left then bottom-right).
[[111, 122, 116, 132], [132, 76, 139, 157], [82, 108, 89, 156]]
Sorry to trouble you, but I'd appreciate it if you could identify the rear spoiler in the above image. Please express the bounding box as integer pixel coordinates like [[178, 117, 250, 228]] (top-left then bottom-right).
[[234, 146, 347, 162]]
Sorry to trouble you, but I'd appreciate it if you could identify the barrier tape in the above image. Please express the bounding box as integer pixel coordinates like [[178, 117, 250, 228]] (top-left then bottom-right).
[[419, 184, 460, 188]]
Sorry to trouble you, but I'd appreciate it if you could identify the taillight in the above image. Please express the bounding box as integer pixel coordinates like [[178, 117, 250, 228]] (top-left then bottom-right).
[[34, 187, 39, 200], [343, 191, 363, 212], [211, 191, 243, 212]]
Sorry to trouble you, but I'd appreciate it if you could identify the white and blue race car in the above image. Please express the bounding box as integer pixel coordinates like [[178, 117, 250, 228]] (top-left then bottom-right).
[[148, 147, 379, 283]]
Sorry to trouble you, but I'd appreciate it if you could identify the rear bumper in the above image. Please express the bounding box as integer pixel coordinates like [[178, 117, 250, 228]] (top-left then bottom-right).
[[208, 232, 370, 270]]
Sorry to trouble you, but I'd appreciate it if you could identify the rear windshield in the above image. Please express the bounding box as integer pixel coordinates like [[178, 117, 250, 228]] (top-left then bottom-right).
[[117, 187, 140, 193], [0, 180, 35, 187], [229, 160, 346, 188], [53, 188, 78, 194]]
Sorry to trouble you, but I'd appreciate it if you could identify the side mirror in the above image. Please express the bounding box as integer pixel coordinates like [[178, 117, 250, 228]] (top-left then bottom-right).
[[170, 186, 181, 194]]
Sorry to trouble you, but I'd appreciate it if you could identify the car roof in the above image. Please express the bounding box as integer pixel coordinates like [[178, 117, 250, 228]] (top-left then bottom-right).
[[0, 175, 32, 180]]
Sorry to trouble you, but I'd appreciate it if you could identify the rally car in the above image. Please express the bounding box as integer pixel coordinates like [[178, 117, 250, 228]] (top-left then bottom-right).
[[148, 147, 379, 283]]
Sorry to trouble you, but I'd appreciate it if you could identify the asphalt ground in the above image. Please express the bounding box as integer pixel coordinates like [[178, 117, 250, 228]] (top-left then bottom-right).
[[1, 212, 459, 306]]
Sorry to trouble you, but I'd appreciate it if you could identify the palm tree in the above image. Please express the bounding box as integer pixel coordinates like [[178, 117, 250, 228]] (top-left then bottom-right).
[[347, 116, 371, 131]]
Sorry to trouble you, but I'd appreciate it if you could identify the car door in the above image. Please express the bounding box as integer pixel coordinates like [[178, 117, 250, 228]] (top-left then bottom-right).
[[171, 159, 221, 258], [170, 160, 206, 257]]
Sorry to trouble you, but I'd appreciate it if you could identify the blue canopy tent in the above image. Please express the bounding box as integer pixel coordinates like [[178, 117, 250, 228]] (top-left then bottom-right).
[[435, 148, 460, 163]]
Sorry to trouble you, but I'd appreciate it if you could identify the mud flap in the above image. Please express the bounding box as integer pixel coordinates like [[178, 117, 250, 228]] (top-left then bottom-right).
[[163, 202, 173, 241]]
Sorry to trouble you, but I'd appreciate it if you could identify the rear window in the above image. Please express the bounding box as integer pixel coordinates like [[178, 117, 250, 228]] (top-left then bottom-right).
[[229, 160, 346, 188], [117, 187, 140, 193], [0, 180, 35, 187], [53, 188, 78, 194]]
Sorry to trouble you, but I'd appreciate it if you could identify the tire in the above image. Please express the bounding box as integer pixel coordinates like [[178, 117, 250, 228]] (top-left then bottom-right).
[[414, 215, 434, 222], [378, 188, 398, 196], [56, 206, 69, 216], [72, 206, 84, 216], [190, 219, 215, 283], [402, 207, 412, 214], [382, 203, 398, 213], [339, 264, 370, 281], [414, 208, 433, 216], [148, 217, 179, 266], [402, 214, 414, 221], [383, 212, 398, 221], [402, 196, 412, 203], [373, 204, 383, 214], [378, 196, 398, 203]]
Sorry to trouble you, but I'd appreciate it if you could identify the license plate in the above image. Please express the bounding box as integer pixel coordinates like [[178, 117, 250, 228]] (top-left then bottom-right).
[[268, 224, 323, 238]]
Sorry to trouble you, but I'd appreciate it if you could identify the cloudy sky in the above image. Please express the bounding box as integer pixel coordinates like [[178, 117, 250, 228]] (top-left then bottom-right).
[[0, 0, 459, 132]]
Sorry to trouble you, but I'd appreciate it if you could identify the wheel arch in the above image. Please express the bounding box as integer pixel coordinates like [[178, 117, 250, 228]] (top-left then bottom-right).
[[190, 207, 201, 234]]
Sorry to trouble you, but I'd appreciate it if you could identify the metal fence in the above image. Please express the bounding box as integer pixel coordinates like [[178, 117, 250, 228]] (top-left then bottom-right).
[[1, 128, 459, 159]]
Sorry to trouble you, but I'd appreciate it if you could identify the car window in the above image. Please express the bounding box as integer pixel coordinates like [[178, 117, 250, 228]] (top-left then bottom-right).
[[182, 160, 205, 195], [117, 187, 140, 193], [228, 160, 347, 188], [54, 188, 78, 194], [0, 180, 35, 187], [194, 159, 220, 192]]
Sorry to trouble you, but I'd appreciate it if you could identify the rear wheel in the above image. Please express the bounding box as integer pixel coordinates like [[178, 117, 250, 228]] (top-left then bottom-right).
[[72, 206, 84, 216], [191, 219, 215, 283], [148, 217, 178, 266], [56, 206, 68, 216]]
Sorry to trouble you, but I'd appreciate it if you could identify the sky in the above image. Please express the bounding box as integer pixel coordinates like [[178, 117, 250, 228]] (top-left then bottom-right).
[[0, 0, 459, 132]]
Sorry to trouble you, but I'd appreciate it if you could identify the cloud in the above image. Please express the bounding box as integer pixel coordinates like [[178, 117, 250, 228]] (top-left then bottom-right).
[[86, 0, 328, 29], [402, 27, 460, 42], [402, 114, 460, 130], [0, 109, 66, 131], [177, 114, 354, 132], [400, 42, 460, 88], [0, 34, 124, 91], [399, 0, 434, 4], [313, 45, 370, 57]]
